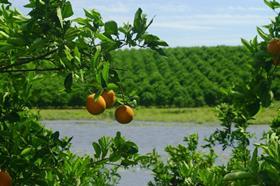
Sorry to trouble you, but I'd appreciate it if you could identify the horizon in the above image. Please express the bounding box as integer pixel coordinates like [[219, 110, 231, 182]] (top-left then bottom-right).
[[11, 0, 275, 47]]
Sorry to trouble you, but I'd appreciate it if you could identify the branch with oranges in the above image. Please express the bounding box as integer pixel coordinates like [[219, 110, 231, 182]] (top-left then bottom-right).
[[86, 90, 134, 124]]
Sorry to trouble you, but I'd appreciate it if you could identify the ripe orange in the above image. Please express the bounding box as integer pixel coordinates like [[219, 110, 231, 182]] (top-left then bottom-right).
[[267, 38, 280, 55], [86, 94, 106, 115], [101, 90, 116, 108], [0, 171, 12, 186], [115, 105, 134, 124]]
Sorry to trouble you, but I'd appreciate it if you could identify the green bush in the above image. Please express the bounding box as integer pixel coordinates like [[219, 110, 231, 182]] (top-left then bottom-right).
[[0, 110, 142, 185]]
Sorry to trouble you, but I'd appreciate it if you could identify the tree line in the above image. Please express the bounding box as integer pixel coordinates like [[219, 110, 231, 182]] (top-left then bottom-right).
[[19, 45, 280, 108]]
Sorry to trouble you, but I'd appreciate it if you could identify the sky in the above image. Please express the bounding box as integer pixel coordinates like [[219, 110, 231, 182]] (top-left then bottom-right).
[[11, 0, 276, 47]]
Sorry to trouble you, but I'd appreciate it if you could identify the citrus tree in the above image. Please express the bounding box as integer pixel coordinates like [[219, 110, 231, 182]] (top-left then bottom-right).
[[0, 0, 167, 185]]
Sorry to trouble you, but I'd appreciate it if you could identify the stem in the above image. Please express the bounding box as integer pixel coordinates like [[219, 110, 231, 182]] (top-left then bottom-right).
[[0, 48, 58, 71], [0, 67, 63, 73], [117, 83, 126, 104]]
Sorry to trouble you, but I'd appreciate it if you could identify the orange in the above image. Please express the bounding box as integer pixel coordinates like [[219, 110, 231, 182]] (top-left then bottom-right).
[[267, 38, 280, 55], [115, 105, 134, 124], [101, 90, 116, 108], [0, 171, 12, 186], [86, 94, 106, 115]]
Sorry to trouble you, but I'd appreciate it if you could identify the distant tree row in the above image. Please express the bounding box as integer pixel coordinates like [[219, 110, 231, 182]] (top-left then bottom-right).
[[112, 46, 253, 107], [18, 46, 280, 108]]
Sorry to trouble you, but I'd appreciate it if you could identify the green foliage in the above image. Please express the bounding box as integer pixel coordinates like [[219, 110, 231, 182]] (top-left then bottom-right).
[[2, 0, 280, 185], [0, 0, 166, 185], [0, 110, 141, 185], [142, 134, 225, 186], [138, 1, 280, 186], [11, 46, 255, 108], [205, 0, 280, 150]]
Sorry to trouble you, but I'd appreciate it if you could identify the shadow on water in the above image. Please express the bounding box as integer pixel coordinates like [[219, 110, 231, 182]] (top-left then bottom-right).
[[42, 120, 269, 186]]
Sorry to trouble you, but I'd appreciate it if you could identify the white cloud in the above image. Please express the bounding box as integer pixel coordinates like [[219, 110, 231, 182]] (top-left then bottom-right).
[[227, 6, 266, 11], [153, 22, 214, 30], [156, 4, 190, 13], [93, 2, 130, 14], [153, 13, 272, 31], [8, 0, 276, 47]]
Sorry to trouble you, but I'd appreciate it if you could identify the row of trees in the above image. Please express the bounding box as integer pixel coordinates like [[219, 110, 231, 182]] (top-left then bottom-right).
[[24, 46, 257, 107]]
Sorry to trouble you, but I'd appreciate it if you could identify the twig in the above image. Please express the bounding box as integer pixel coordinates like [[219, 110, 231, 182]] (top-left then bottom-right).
[[0, 48, 58, 71], [0, 67, 63, 73]]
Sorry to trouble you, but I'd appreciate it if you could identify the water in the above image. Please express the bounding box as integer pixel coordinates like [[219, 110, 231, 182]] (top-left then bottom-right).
[[42, 120, 268, 186]]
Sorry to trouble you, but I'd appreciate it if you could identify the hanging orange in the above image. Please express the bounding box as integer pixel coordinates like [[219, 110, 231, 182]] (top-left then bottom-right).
[[101, 90, 116, 108], [115, 105, 134, 124], [267, 38, 280, 55], [86, 94, 106, 115], [0, 170, 12, 186]]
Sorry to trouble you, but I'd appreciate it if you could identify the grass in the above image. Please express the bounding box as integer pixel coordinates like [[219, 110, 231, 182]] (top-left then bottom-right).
[[33, 102, 280, 124], [33, 107, 217, 124]]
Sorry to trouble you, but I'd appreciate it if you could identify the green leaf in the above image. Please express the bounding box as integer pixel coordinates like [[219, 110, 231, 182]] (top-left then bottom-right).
[[244, 99, 260, 117], [84, 9, 103, 25], [250, 148, 259, 172], [107, 83, 118, 90], [73, 47, 81, 64], [0, 31, 9, 38], [62, 1, 73, 18], [241, 38, 253, 53], [64, 46, 73, 61], [125, 141, 138, 154], [133, 8, 143, 33], [109, 154, 121, 162], [56, 7, 64, 28], [96, 33, 114, 43], [21, 147, 32, 156], [252, 36, 258, 48], [91, 46, 101, 70], [102, 62, 110, 84], [264, 0, 273, 8], [0, 0, 11, 5], [98, 137, 110, 159], [64, 73, 73, 92], [264, 0, 280, 10], [142, 34, 168, 47], [74, 17, 89, 26], [224, 171, 252, 181], [52, 131, 60, 140], [257, 27, 269, 41], [105, 20, 118, 35], [92, 142, 101, 159], [96, 72, 102, 85]]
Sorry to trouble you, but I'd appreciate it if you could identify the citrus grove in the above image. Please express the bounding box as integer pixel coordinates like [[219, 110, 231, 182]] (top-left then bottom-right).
[[1, 0, 280, 185]]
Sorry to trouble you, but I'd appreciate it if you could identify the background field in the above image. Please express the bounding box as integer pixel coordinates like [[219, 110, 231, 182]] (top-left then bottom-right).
[[35, 101, 280, 124], [14, 45, 280, 123], [27, 46, 258, 108]]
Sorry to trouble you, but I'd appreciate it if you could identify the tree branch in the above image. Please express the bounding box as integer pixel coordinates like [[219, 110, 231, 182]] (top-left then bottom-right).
[[0, 48, 58, 71], [0, 67, 63, 73]]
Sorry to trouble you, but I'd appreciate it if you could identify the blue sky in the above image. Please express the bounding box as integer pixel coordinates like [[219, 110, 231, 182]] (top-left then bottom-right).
[[11, 0, 275, 47]]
